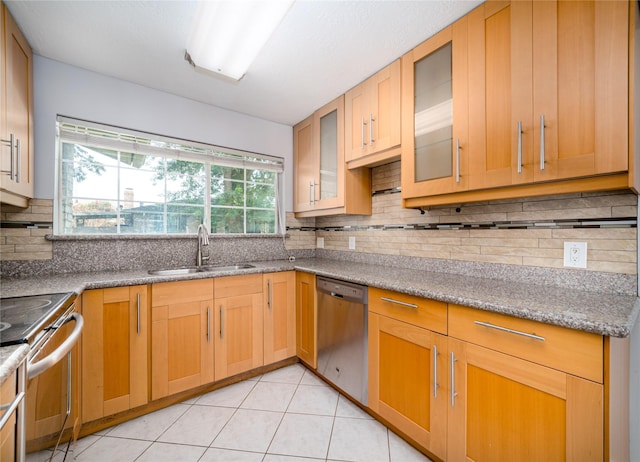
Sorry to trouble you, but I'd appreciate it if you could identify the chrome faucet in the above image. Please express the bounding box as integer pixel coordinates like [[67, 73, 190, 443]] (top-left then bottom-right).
[[196, 224, 210, 267]]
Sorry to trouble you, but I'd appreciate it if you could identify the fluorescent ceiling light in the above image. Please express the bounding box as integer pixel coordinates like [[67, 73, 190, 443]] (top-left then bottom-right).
[[186, 0, 293, 81]]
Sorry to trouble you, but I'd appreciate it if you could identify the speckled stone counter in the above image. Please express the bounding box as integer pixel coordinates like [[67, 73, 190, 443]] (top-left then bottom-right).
[[1, 258, 639, 339], [0, 344, 28, 384]]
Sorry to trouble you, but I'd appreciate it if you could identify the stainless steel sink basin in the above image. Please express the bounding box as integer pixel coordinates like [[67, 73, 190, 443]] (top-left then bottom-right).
[[148, 264, 255, 276]]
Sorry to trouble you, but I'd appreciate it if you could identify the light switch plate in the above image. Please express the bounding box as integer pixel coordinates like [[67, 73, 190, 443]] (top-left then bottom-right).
[[564, 241, 587, 268], [349, 236, 356, 250], [316, 237, 324, 249]]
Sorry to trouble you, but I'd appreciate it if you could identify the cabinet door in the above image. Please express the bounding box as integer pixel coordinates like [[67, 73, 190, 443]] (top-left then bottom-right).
[[263, 272, 296, 365], [295, 271, 317, 368], [151, 280, 214, 400], [1, 4, 34, 205], [82, 286, 148, 422], [293, 115, 315, 213], [313, 96, 344, 210], [346, 60, 401, 164], [467, 1, 525, 190], [368, 312, 448, 460], [447, 338, 603, 462], [401, 17, 469, 199], [214, 275, 264, 380], [531, 0, 628, 181]]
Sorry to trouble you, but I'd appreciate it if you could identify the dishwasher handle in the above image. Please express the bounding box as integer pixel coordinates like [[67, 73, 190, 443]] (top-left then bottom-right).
[[330, 292, 344, 299]]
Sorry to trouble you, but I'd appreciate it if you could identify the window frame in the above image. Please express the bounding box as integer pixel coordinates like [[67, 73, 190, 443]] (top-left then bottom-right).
[[54, 117, 285, 236]]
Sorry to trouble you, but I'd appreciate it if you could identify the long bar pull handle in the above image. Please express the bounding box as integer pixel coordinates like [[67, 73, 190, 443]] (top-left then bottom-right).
[[267, 279, 273, 310], [361, 117, 366, 148], [136, 293, 141, 334], [207, 307, 211, 342], [433, 345, 439, 398], [15, 138, 20, 183], [517, 121, 523, 174], [455, 138, 461, 183], [539, 114, 545, 171], [380, 297, 418, 310], [309, 181, 313, 205], [450, 351, 457, 407], [28, 313, 84, 380], [1, 134, 15, 180], [369, 113, 375, 144], [474, 320, 545, 341], [219, 306, 224, 339]]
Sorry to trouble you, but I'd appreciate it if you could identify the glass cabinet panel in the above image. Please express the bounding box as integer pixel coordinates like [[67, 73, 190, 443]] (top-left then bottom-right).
[[413, 43, 453, 182], [319, 109, 338, 200]]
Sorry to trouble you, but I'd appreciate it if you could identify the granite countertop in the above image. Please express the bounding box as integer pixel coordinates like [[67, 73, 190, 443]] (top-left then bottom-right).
[[1, 257, 639, 340], [0, 344, 29, 384]]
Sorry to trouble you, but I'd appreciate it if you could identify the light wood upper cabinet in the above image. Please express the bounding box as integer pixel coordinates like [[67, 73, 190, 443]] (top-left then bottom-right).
[[82, 286, 148, 422], [214, 274, 264, 381], [345, 60, 401, 167], [401, 17, 469, 199], [293, 95, 372, 217], [151, 279, 214, 400], [403, 0, 633, 208], [263, 271, 296, 365], [295, 271, 317, 369], [0, 4, 34, 207], [467, 0, 629, 191]]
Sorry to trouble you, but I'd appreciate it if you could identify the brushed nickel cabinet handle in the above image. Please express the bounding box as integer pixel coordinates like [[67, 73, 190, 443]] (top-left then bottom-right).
[[380, 297, 418, 310], [433, 345, 439, 398], [474, 320, 545, 342], [455, 138, 461, 183], [206, 307, 211, 342], [517, 121, 523, 174], [1, 134, 15, 180], [361, 117, 367, 148], [369, 113, 375, 144], [136, 293, 141, 334], [450, 351, 458, 407], [267, 279, 273, 310], [15, 138, 20, 183], [219, 306, 224, 339], [540, 114, 545, 171]]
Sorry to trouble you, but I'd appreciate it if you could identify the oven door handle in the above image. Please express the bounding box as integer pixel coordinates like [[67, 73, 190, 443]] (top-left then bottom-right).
[[27, 313, 84, 380]]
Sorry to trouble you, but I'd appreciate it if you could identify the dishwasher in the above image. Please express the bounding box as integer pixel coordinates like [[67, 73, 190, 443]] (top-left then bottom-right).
[[316, 276, 368, 405]]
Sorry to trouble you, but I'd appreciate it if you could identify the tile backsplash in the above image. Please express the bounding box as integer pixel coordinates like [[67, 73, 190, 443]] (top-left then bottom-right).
[[288, 161, 638, 275]]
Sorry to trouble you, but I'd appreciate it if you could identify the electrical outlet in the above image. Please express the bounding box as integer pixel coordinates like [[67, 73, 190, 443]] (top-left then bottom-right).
[[564, 241, 587, 268], [316, 237, 324, 249], [349, 236, 356, 250]]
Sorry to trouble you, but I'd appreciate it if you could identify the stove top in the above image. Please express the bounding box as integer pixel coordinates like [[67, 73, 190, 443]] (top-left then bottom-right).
[[0, 292, 76, 347]]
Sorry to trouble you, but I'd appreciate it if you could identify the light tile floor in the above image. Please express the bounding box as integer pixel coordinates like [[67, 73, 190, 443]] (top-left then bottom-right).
[[26, 363, 433, 462]]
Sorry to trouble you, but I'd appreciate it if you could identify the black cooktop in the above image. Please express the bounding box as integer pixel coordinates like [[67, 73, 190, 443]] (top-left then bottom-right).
[[0, 292, 76, 347]]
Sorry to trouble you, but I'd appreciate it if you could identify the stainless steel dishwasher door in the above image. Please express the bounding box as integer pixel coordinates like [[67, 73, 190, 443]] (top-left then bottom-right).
[[316, 276, 368, 405]]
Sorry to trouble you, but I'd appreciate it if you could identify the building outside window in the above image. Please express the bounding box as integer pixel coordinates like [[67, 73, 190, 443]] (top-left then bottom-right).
[[56, 117, 284, 235]]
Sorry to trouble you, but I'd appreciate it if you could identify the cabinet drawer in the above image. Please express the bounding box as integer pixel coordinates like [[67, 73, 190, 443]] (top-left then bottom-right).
[[448, 304, 603, 383], [368, 287, 447, 335], [151, 279, 213, 306], [214, 274, 263, 298]]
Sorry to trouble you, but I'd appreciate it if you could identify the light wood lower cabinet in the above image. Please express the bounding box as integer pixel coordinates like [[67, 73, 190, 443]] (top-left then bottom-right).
[[82, 286, 148, 422], [263, 272, 296, 365], [151, 279, 214, 400], [368, 312, 448, 460], [214, 274, 264, 381], [295, 271, 317, 368], [368, 288, 605, 462], [447, 337, 602, 461]]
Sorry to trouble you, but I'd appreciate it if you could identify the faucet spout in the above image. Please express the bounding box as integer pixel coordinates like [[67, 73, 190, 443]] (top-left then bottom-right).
[[197, 224, 210, 267]]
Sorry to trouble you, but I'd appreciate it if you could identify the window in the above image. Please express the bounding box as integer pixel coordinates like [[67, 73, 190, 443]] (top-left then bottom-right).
[[56, 117, 284, 235]]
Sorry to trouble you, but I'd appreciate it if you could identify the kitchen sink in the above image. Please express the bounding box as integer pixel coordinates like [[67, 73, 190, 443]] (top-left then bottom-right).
[[148, 264, 255, 276]]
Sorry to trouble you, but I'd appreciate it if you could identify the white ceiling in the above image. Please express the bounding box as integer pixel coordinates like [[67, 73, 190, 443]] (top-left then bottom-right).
[[5, 0, 481, 126]]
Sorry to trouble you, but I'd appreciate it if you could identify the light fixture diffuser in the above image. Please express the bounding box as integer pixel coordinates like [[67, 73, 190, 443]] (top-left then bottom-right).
[[186, 0, 293, 81]]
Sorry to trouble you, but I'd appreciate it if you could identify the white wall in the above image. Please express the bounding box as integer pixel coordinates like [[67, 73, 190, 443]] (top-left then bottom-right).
[[32, 56, 294, 210]]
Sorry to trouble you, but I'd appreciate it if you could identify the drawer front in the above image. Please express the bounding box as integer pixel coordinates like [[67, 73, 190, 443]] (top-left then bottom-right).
[[214, 274, 263, 298], [152, 279, 214, 306], [369, 287, 447, 335], [448, 304, 603, 383]]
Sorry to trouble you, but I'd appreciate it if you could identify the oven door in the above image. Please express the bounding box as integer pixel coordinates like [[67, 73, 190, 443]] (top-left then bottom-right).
[[24, 305, 83, 453]]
